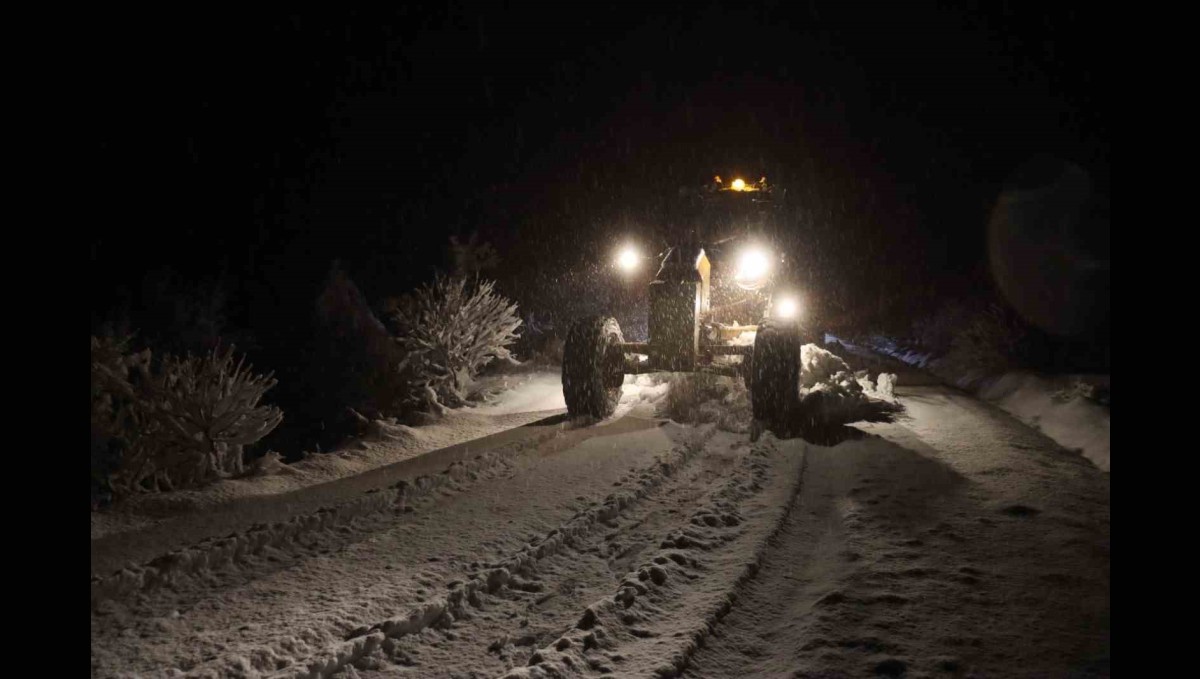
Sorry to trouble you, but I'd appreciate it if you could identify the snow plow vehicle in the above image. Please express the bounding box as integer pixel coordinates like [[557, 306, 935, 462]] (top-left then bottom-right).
[[562, 176, 816, 431]]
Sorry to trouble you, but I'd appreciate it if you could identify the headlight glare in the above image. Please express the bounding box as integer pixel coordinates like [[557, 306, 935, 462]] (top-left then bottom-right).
[[774, 296, 799, 319], [734, 247, 771, 289], [616, 246, 639, 272]]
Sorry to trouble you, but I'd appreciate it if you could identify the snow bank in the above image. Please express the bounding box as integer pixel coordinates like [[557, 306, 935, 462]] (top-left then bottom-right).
[[623, 373, 672, 406], [977, 372, 1110, 471], [92, 371, 570, 540], [796, 344, 903, 427], [842, 335, 1110, 472]]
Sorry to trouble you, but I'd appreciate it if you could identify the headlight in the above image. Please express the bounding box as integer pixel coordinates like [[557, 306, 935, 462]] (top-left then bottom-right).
[[616, 245, 640, 272], [773, 296, 799, 319], [734, 247, 771, 290]]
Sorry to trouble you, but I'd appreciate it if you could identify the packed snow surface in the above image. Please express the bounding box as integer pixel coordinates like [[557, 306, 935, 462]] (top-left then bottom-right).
[[841, 335, 1111, 472], [93, 359, 1108, 677]]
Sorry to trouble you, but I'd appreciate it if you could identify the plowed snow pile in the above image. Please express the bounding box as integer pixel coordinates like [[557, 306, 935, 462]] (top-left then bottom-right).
[[977, 371, 1110, 471], [796, 343, 903, 426], [659, 342, 901, 437]]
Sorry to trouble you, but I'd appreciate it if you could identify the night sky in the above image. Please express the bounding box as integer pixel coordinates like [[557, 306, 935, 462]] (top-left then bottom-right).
[[91, 3, 1109, 342]]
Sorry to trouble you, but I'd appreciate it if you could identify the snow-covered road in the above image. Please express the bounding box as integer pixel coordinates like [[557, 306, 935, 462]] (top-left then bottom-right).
[[91, 383, 1109, 678]]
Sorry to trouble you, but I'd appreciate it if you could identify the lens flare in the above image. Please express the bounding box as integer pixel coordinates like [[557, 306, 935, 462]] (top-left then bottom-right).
[[731, 178, 746, 191]]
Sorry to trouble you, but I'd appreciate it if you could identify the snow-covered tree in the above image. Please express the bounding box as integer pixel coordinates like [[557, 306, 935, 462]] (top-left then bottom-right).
[[93, 339, 283, 495]]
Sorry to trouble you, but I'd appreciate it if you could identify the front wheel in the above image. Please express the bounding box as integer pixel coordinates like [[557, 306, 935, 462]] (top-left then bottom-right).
[[562, 316, 625, 418], [749, 317, 802, 431]]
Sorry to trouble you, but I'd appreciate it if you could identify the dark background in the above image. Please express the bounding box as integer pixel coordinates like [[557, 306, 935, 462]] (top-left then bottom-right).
[[90, 2, 1109, 357]]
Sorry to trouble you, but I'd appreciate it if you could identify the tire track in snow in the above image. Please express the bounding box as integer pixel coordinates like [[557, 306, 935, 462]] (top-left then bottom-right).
[[342, 429, 753, 676], [167, 426, 717, 679], [91, 451, 524, 679], [92, 415, 658, 612], [498, 435, 809, 678], [91, 444, 527, 611], [683, 394, 1109, 678], [93, 418, 666, 678]]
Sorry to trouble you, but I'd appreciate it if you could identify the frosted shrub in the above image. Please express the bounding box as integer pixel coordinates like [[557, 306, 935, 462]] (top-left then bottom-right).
[[95, 341, 284, 495], [390, 276, 522, 410]]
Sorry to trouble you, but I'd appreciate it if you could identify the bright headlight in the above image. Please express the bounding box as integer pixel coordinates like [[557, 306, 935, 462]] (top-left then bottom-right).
[[734, 247, 771, 289], [616, 246, 639, 272], [774, 296, 799, 319]]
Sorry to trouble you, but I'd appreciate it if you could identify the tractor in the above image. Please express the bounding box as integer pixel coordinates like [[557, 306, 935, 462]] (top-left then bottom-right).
[[561, 176, 817, 433]]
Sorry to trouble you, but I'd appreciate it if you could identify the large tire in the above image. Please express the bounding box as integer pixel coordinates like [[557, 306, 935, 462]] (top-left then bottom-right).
[[562, 316, 625, 418], [749, 317, 802, 428]]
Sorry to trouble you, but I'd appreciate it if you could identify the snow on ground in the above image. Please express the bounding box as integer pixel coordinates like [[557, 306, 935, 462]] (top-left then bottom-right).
[[469, 372, 566, 415], [92, 371, 571, 541], [92, 369, 693, 544], [469, 347, 903, 434], [92, 343, 1108, 678], [977, 372, 1111, 472], [85, 341, 1066, 547], [615, 373, 673, 419], [91, 380, 1108, 678], [795, 343, 904, 429], [92, 419, 712, 678], [687, 389, 1109, 678], [835, 334, 1111, 472]]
